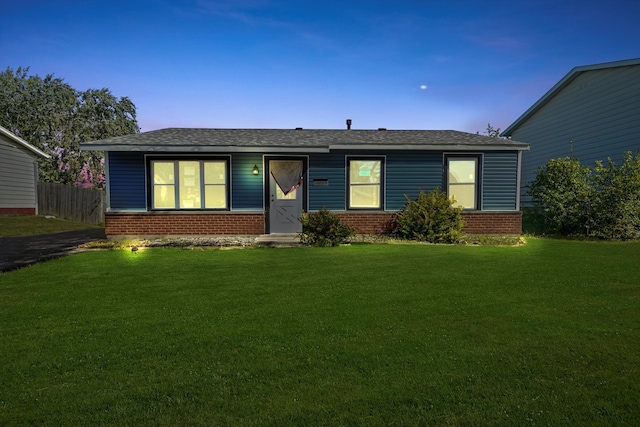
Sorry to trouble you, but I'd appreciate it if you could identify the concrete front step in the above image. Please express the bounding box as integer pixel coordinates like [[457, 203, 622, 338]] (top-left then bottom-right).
[[254, 234, 301, 247]]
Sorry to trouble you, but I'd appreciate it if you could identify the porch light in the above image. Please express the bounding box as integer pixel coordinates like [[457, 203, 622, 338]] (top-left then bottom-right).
[[252, 164, 259, 175]]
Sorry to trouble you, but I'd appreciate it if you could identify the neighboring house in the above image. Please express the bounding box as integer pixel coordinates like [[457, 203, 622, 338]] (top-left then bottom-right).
[[80, 127, 529, 237], [502, 58, 640, 205], [0, 125, 50, 215]]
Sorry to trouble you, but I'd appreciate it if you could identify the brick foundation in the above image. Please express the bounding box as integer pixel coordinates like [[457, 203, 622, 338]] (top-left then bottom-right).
[[105, 212, 265, 237], [0, 208, 36, 215], [460, 211, 523, 234], [104, 210, 522, 237], [337, 211, 522, 235], [335, 213, 397, 234]]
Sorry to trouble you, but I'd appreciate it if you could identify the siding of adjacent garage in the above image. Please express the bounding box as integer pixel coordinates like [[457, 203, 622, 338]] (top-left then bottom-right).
[[511, 64, 640, 204], [0, 134, 39, 211]]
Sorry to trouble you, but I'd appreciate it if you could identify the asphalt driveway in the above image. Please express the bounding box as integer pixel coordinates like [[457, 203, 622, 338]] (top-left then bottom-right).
[[0, 228, 106, 272]]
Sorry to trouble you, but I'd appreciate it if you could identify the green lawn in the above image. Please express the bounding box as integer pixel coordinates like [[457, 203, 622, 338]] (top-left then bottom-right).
[[0, 215, 100, 237], [1, 239, 639, 425]]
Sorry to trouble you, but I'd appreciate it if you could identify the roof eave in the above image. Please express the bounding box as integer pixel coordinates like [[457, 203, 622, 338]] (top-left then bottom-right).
[[79, 144, 332, 153], [329, 144, 529, 151], [0, 126, 51, 159], [81, 143, 529, 152]]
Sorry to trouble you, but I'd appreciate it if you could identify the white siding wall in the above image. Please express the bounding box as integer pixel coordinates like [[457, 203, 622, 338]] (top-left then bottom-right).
[[0, 134, 39, 210]]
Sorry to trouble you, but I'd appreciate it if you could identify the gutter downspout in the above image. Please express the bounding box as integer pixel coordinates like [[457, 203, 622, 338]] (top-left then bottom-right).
[[516, 150, 523, 211], [33, 160, 40, 215]]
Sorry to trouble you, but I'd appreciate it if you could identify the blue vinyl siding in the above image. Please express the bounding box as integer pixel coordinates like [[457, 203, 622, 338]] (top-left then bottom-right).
[[108, 152, 147, 210], [108, 152, 265, 211], [308, 153, 346, 210], [231, 153, 264, 210], [385, 152, 442, 210], [308, 151, 444, 211], [482, 152, 518, 210], [107, 149, 521, 213]]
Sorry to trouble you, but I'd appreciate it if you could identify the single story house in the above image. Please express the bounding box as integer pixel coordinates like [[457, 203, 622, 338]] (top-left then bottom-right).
[[0, 125, 50, 215], [80, 127, 529, 237], [502, 58, 640, 206]]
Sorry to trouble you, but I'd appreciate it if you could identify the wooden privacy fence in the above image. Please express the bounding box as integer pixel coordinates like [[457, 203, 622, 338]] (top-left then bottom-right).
[[38, 182, 105, 225]]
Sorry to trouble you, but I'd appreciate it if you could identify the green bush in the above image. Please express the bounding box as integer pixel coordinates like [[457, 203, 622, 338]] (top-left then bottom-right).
[[395, 188, 465, 243], [528, 156, 593, 235], [299, 208, 356, 247], [592, 152, 640, 239], [529, 152, 640, 239]]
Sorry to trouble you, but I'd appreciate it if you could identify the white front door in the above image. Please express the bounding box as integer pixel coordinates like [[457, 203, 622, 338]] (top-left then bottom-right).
[[268, 160, 304, 234]]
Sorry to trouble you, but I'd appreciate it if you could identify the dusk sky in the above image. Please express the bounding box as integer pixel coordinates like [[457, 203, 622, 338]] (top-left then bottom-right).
[[3, 0, 639, 134]]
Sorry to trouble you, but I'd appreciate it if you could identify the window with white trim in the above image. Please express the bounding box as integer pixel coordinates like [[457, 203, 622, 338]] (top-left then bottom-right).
[[348, 158, 383, 209], [151, 160, 228, 210], [446, 155, 480, 210]]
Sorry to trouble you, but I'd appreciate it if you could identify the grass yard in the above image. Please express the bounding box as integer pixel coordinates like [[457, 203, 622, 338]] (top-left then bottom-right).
[[0, 215, 100, 237], [1, 239, 639, 426]]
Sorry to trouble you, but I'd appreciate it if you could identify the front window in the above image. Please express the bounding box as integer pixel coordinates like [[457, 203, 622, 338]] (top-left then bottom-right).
[[151, 159, 228, 210], [446, 156, 480, 209], [348, 158, 383, 209]]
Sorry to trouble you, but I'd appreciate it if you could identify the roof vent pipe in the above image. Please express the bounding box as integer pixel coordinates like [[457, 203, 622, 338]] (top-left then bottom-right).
[[346, 119, 352, 130]]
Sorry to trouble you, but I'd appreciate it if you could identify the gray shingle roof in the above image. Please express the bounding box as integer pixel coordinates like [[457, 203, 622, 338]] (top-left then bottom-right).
[[80, 128, 529, 153]]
